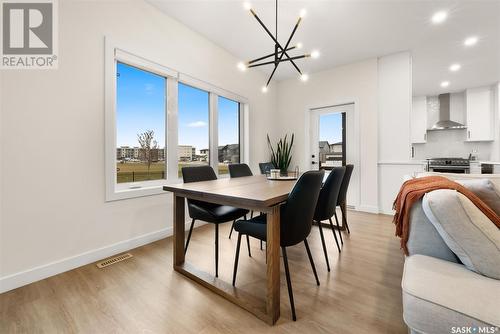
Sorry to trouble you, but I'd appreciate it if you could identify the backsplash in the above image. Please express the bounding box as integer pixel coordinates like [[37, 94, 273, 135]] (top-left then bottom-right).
[[412, 129, 493, 160]]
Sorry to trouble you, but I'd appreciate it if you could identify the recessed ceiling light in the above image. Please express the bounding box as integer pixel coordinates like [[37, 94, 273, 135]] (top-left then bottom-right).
[[440, 81, 450, 88], [261, 86, 268, 93], [431, 11, 448, 24], [310, 50, 320, 59], [237, 62, 247, 71], [449, 63, 461, 72], [300, 73, 309, 82], [464, 36, 478, 46]]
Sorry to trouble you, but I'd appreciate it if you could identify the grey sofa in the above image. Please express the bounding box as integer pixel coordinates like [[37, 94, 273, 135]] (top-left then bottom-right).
[[402, 173, 500, 334]]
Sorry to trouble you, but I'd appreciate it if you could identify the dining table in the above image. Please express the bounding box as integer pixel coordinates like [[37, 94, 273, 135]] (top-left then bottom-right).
[[163, 174, 296, 325]]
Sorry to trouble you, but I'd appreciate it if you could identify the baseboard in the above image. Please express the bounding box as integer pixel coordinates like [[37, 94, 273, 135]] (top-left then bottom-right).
[[0, 220, 196, 294], [355, 205, 380, 214]]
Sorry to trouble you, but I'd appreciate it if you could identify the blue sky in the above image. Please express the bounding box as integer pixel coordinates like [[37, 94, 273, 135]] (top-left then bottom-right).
[[319, 113, 343, 144], [117, 63, 239, 153]]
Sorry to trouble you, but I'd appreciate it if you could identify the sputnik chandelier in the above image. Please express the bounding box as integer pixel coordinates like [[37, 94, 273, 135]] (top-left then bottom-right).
[[237, 0, 320, 93]]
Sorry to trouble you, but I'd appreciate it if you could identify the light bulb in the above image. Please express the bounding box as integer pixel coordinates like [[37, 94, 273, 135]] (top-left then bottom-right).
[[449, 63, 461, 72], [431, 11, 447, 24], [237, 62, 247, 71], [243, 2, 252, 11], [440, 81, 450, 88], [261, 86, 268, 93], [300, 74, 309, 82], [311, 50, 320, 59], [464, 36, 478, 46], [299, 8, 307, 18], [296, 42, 303, 49]]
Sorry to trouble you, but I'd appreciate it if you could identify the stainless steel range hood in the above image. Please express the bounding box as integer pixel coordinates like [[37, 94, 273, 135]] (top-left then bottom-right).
[[430, 93, 467, 130]]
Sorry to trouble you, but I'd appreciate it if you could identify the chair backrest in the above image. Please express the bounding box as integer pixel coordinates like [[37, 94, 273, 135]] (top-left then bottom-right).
[[228, 163, 253, 178], [314, 167, 346, 221], [259, 162, 275, 175], [280, 170, 325, 247], [182, 165, 217, 183], [337, 164, 353, 205]]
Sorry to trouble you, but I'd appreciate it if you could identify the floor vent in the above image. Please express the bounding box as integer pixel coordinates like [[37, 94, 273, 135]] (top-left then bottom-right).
[[96, 253, 133, 268]]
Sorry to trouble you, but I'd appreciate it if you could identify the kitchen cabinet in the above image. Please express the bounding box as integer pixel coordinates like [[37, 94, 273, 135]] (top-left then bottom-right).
[[466, 87, 494, 142], [411, 96, 427, 143]]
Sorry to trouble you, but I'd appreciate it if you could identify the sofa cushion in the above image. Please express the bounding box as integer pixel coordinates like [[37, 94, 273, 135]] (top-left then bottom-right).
[[402, 255, 500, 333], [407, 200, 459, 263], [457, 179, 500, 217], [422, 189, 500, 279]]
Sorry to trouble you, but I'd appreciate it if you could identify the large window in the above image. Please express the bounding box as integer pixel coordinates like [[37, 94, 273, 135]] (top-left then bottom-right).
[[116, 62, 166, 183], [106, 43, 248, 200], [218, 96, 240, 175], [178, 83, 210, 177]]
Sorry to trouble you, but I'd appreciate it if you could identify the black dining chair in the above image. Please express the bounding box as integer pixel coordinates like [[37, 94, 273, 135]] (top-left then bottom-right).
[[182, 166, 249, 277], [228, 163, 263, 250], [258, 162, 275, 175], [228, 163, 254, 237], [231, 170, 325, 321], [336, 164, 354, 242], [228, 163, 253, 178], [313, 167, 345, 272]]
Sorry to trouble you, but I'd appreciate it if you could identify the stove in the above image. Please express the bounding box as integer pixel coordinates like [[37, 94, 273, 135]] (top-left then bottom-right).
[[426, 158, 470, 173]]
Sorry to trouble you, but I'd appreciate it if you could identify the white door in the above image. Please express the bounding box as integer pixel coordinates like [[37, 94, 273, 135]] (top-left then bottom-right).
[[309, 103, 359, 208], [309, 106, 348, 170]]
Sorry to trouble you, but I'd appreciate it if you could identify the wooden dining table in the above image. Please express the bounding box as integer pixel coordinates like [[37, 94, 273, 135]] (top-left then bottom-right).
[[163, 175, 296, 325]]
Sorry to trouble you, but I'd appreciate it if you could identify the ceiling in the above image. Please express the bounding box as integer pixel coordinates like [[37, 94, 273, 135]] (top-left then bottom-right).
[[148, 0, 500, 96]]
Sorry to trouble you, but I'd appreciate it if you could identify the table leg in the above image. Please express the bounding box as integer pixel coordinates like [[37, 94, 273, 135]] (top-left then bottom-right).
[[173, 194, 185, 267], [266, 205, 280, 324]]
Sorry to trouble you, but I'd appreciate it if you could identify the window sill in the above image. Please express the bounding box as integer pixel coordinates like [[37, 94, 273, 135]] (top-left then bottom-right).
[[106, 178, 182, 202]]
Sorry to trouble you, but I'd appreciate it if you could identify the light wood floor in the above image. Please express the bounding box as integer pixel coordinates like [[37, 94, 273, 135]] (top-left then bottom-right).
[[0, 211, 406, 333]]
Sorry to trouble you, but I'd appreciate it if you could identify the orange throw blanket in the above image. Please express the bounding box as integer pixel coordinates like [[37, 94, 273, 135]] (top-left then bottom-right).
[[393, 176, 500, 255]]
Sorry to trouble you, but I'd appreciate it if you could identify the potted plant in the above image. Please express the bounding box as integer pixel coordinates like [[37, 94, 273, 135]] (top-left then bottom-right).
[[267, 133, 294, 175]]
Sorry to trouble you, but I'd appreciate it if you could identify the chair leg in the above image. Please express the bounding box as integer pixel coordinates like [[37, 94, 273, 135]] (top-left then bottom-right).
[[215, 224, 219, 277], [228, 220, 235, 239], [185, 219, 195, 255], [328, 218, 341, 252], [304, 239, 320, 286], [250, 210, 254, 218], [334, 213, 344, 245], [246, 235, 251, 257], [341, 204, 350, 234], [232, 233, 242, 286], [260, 240, 263, 250], [316, 220, 330, 272], [282, 247, 297, 321]]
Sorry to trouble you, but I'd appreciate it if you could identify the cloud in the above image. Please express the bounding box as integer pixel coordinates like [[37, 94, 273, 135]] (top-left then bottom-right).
[[144, 83, 155, 95], [187, 121, 208, 128]]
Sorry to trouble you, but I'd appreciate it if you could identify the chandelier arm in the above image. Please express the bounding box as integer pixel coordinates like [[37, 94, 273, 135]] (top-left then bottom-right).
[[248, 54, 309, 68], [247, 46, 296, 65], [249, 9, 302, 74], [266, 65, 279, 87], [275, 17, 302, 65]]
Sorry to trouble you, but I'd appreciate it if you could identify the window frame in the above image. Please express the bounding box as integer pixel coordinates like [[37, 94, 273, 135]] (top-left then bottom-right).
[[105, 38, 248, 201]]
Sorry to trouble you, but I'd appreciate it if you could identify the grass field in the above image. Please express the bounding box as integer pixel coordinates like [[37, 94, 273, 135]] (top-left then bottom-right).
[[116, 162, 229, 183]]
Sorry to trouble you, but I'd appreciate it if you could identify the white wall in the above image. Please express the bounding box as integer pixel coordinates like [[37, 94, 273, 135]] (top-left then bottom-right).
[[276, 59, 379, 212], [0, 0, 277, 291]]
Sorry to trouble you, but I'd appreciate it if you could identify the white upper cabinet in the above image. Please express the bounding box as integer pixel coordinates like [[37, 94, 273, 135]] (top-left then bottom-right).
[[411, 96, 427, 143], [466, 86, 494, 142]]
